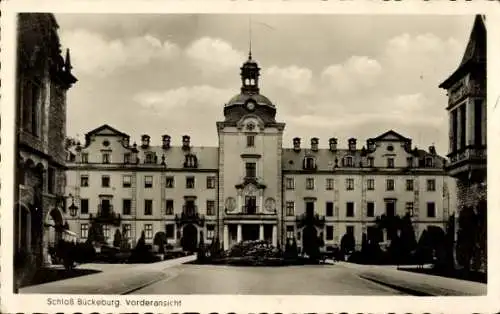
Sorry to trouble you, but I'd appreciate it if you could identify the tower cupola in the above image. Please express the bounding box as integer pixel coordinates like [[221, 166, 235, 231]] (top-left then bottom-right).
[[240, 51, 260, 94]]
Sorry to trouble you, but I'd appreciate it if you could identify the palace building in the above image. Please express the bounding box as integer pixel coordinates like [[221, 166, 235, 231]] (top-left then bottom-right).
[[65, 52, 456, 252], [15, 13, 77, 283]]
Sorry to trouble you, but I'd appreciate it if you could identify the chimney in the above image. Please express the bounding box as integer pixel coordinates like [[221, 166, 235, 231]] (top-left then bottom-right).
[[429, 145, 436, 155], [348, 138, 357, 151], [329, 138, 337, 151], [311, 138, 319, 152], [367, 139, 375, 151], [162, 135, 171, 150], [182, 135, 191, 150], [293, 137, 301, 152], [141, 134, 150, 149]]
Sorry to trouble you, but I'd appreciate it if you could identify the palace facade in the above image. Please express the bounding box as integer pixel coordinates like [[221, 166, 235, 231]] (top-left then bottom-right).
[[65, 53, 456, 251], [15, 13, 77, 282]]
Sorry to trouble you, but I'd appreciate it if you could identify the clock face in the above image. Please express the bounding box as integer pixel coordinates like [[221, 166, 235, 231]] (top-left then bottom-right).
[[246, 101, 256, 111]]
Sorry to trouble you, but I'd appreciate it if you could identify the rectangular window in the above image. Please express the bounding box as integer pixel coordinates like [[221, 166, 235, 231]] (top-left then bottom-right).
[[286, 201, 295, 216], [427, 202, 436, 218], [207, 224, 215, 240], [80, 199, 89, 214], [80, 175, 89, 187], [475, 99, 483, 146], [346, 178, 354, 191], [386, 201, 396, 217], [459, 104, 466, 149], [326, 202, 334, 217], [123, 199, 131, 215], [102, 153, 110, 164], [386, 179, 395, 191], [346, 202, 355, 217], [80, 223, 89, 239], [186, 176, 195, 189], [406, 179, 414, 191], [145, 224, 153, 239], [326, 178, 334, 190], [451, 109, 458, 152], [145, 153, 154, 164], [101, 175, 110, 187], [245, 162, 256, 178], [165, 176, 175, 188], [286, 225, 295, 239], [165, 199, 174, 215], [206, 200, 215, 216], [165, 224, 175, 239], [47, 167, 55, 194], [247, 135, 255, 147], [124, 153, 130, 164], [427, 179, 436, 191], [123, 224, 131, 239], [346, 225, 354, 235], [366, 202, 375, 217], [123, 175, 132, 188], [406, 202, 414, 216], [144, 199, 153, 215], [326, 226, 334, 240], [387, 158, 394, 168], [144, 175, 153, 188], [81, 153, 89, 163], [306, 178, 315, 190], [306, 202, 315, 216], [206, 176, 216, 189], [103, 225, 110, 240], [285, 177, 295, 190], [367, 179, 375, 191]]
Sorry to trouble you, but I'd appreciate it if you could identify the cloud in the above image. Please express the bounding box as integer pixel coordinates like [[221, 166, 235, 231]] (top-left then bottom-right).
[[133, 85, 233, 113], [321, 56, 383, 94], [264, 66, 314, 95], [185, 37, 245, 75], [60, 29, 180, 77]]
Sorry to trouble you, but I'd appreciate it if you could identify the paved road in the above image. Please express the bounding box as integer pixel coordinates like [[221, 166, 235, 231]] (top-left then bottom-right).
[[131, 264, 407, 295]]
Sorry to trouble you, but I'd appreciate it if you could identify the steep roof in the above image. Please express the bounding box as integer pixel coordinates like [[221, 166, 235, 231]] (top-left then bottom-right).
[[440, 15, 486, 89]]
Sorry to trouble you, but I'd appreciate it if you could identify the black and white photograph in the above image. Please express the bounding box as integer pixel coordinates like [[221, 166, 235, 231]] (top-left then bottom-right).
[[1, 2, 495, 313]]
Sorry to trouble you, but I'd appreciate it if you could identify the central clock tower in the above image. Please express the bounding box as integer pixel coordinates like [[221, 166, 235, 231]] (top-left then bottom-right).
[[216, 52, 285, 249]]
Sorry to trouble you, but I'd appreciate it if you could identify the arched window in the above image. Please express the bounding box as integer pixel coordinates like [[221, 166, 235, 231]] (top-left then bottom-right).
[[303, 156, 316, 170]]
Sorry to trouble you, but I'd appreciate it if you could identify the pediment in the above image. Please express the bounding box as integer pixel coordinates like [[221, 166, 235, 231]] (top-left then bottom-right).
[[86, 124, 129, 138], [237, 115, 265, 131], [372, 130, 409, 142]]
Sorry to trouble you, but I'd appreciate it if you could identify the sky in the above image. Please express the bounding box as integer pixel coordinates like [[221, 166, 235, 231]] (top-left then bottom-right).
[[55, 14, 474, 154]]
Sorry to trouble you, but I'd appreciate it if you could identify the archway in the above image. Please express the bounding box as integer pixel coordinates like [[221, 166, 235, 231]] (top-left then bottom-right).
[[46, 208, 64, 248], [182, 224, 198, 253], [302, 225, 318, 258]]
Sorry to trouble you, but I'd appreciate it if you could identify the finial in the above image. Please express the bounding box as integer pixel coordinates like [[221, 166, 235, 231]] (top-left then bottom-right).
[[248, 16, 252, 60], [64, 48, 72, 71]]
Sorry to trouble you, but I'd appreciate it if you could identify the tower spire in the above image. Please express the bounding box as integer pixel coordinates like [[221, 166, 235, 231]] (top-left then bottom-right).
[[64, 48, 72, 72], [248, 16, 252, 60]]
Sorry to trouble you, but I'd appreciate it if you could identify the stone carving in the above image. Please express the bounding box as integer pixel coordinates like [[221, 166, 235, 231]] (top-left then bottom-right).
[[265, 198, 275, 211], [225, 197, 236, 211]]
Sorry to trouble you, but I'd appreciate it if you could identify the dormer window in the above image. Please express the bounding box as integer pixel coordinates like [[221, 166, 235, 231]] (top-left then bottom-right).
[[367, 157, 374, 167], [344, 156, 353, 167], [425, 157, 434, 168], [406, 157, 413, 168], [145, 152, 155, 164], [124, 153, 130, 164], [387, 158, 394, 168], [102, 153, 110, 164], [184, 154, 198, 168], [247, 135, 255, 147], [81, 153, 88, 163], [303, 156, 316, 170]]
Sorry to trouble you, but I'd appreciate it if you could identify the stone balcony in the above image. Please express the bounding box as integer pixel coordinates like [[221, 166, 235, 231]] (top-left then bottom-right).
[[446, 146, 486, 178]]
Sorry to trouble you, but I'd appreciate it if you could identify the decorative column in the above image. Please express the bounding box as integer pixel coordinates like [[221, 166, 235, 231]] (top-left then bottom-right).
[[259, 191, 263, 213], [223, 224, 229, 250], [272, 225, 277, 246], [259, 224, 264, 240], [237, 191, 242, 213], [237, 224, 242, 243]]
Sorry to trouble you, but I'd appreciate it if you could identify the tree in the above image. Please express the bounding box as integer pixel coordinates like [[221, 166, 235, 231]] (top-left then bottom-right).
[[113, 229, 122, 248], [86, 222, 106, 246], [340, 232, 355, 255], [153, 232, 167, 254], [456, 206, 478, 271]]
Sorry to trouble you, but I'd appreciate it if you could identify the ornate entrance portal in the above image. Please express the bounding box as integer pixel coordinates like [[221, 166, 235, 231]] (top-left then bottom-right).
[[242, 224, 259, 241], [182, 224, 198, 252]]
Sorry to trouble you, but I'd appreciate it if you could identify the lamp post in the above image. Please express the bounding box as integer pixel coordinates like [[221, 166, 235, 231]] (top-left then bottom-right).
[[68, 193, 78, 217]]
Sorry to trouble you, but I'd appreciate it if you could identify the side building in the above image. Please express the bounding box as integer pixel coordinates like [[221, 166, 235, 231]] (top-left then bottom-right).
[[15, 13, 77, 285], [439, 15, 487, 271], [65, 52, 456, 252]]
